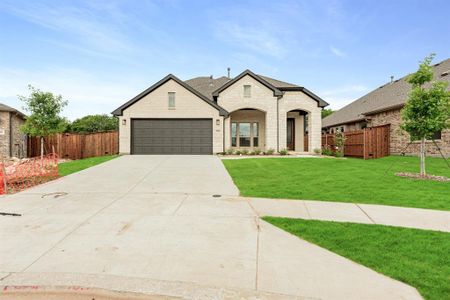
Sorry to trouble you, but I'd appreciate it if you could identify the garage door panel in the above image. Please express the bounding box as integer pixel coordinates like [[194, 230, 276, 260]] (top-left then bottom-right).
[[131, 119, 213, 155]]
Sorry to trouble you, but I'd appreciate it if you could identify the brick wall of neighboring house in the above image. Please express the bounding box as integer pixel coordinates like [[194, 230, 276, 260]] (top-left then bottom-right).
[[0, 111, 10, 158], [0, 111, 26, 159], [368, 108, 450, 157]]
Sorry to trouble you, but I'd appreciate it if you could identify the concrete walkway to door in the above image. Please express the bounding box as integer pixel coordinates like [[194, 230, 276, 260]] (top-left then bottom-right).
[[0, 155, 422, 300]]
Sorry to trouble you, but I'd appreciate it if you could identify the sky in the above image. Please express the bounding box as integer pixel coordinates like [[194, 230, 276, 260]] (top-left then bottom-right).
[[1, 0, 449, 120]]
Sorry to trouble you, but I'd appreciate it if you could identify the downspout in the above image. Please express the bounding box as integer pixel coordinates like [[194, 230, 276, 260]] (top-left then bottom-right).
[[223, 116, 226, 153], [9, 112, 12, 157], [276, 96, 281, 152]]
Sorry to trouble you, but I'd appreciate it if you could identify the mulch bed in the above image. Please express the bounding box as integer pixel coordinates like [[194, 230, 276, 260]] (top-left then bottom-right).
[[395, 172, 450, 182]]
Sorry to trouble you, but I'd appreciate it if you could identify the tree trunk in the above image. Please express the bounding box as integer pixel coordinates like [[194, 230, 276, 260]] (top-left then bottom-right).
[[40, 137, 44, 160], [420, 137, 426, 176]]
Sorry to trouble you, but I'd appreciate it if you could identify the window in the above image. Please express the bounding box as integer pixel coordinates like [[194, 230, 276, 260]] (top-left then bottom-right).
[[243, 85, 251, 98], [239, 123, 251, 147], [231, 122, 259, 147], [432, 130, 442, 140], [231, 123, 237, 146], [168, 92, 175, 108]]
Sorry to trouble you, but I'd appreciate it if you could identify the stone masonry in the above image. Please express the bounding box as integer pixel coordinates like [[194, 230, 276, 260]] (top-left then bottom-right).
[[369, 108, 450, 157], [0, 111, 26, 159]]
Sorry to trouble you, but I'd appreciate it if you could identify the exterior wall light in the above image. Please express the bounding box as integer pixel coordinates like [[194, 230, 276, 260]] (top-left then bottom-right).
[[216, 119, 220, 125], [122, 119, 126, 125]]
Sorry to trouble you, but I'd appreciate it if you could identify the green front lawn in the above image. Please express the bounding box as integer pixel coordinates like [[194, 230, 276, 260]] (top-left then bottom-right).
[[58, 155, 118, 176], [263, 217, 450, 300], [223, 156, 450, 210]]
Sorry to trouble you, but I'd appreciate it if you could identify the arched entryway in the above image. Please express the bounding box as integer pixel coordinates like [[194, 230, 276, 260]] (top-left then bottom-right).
[[229, 108, 266, 150], [286, 109, 310, 152]]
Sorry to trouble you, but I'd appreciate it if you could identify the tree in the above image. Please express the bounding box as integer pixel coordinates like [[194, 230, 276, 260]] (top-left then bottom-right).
[[322, 108, 334, 119], [400, 54, 450, 176], [19, 85, 68, 158], [68, 114, 118, 133]]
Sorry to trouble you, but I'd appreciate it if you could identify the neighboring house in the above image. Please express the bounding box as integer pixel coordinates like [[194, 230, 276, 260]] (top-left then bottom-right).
[[112, 70, 328, 155], [322, 58, 450, 156], [0, 103, 27, 159]]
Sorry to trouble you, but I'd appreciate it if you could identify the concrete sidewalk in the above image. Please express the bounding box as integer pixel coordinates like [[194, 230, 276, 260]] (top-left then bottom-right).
[[248, 197, 450, 232], [0, 155, 426, 299]]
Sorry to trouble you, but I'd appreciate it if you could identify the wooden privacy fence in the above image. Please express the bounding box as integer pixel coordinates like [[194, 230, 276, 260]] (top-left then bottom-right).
[[319, 124, 390, 159], [27, 131, 119, 160]]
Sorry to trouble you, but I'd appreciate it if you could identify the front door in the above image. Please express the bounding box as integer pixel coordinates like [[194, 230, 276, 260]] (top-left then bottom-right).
[[287, 118, 295, 151]]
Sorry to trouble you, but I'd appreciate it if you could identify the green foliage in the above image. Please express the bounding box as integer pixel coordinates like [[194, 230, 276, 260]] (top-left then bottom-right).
[[234, 150, 241, 155], [19, 85, 68, 137], [321, 108, 334, 119], [68, 114, 118, 133], [401, 54, 450, 140], [265, 148, 275, 155], [253, 148, 262, 155], [264, 218, 450, 300], [225, 148, 235, 155], [313, 148, 321, 155], [240, 149, 249, 155], [322, 147, 333, 156], [279, 148, 289, 155], [334, 129, 345, 154]]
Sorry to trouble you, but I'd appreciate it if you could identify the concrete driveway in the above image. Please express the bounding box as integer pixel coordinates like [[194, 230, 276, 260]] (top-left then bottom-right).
[[0, 155, 421, 300]]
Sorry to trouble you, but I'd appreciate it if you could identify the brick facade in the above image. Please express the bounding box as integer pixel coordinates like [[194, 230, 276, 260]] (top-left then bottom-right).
[[368, 108, 449, 157], [0, 111, 26, 159]]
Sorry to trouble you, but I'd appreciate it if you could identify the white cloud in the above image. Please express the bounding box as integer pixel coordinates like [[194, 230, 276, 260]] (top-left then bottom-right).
[[330, 46, 346, 58], [214, 22, 287, 58], [0, 67, 148, 120], [319, 85, 370, 109], [1, 1, 138, 57]]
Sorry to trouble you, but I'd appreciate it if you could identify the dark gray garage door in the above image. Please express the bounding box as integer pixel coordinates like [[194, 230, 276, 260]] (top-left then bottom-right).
[[131, 119, 213, 154]]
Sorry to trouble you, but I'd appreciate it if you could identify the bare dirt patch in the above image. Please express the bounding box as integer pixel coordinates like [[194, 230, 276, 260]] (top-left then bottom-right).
[[395, 172, 450, 182]]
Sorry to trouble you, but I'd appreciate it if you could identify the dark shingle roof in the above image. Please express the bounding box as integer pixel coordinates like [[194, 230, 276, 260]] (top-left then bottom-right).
[[0, 103, 26, 118], [257, 75, 299, 88], [184, 76, 230, 100], [322, 58, 450, 128]]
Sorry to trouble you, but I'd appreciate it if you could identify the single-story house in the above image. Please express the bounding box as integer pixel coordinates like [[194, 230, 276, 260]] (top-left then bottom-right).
[[0, 103, 27, 158], [112, 70, 328, 155], [322, 58, 450, 156]]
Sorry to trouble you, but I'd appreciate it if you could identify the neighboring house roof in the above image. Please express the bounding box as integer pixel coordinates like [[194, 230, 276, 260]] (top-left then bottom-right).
[[322, 58, 450, 128], [0, 103, 26, 118], [111, 74, 229, 116]]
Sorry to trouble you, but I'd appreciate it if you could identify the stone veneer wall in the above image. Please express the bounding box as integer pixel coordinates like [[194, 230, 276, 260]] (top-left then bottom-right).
[[0, 111, 26, 159], [369, 108, 449, 157]]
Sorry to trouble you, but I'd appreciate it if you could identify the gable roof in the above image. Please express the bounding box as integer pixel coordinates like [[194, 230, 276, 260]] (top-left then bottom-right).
[[184, 76, 230, 100], [211, 69, 284, 97], [322, 58, 450, 128], [112, 74, 229, 116], [0, 103, 26, 118]]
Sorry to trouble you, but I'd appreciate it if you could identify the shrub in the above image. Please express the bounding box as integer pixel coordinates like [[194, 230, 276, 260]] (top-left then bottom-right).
[[279, 148, 289, 155], [265, 148, 275, 155], [234, 150, 241, 155], [241, 149, 249, 155], [335, 151, 344, 158], [322, 148, 333, 156], [313, 148, 321, 155], [249, 151, 255, 155], [225, 148, 235, 155], [253, 148, 262, 155]]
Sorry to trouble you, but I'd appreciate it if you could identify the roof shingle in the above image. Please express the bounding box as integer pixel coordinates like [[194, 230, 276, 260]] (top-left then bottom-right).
[[322, 58, 450, 128]]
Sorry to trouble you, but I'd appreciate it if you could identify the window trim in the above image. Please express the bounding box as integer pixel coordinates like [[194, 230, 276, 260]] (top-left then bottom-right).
[[231, 122, 259, 148], [243, 85, 251, 98], [168, 92, 176, 109]]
